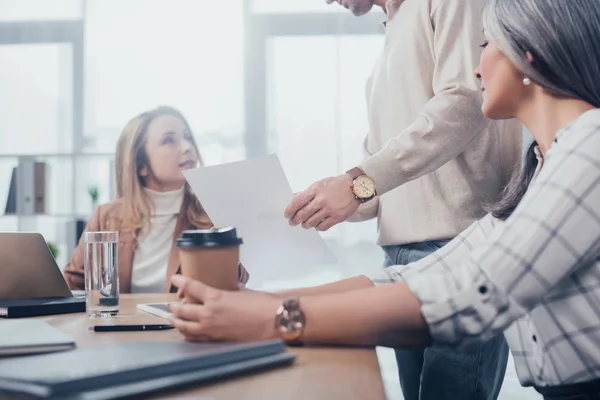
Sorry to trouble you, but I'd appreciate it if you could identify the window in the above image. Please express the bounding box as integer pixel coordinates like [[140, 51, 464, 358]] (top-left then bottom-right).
[[0, 43, 73, 155], [83, 0, 245, 168], [0, 0, 82, 21], [251, 0, 343, 14], [250, 16, 386, 290]]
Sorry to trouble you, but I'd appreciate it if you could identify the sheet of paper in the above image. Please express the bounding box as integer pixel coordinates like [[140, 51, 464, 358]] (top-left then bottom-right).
[[183, 155, 337, 280]]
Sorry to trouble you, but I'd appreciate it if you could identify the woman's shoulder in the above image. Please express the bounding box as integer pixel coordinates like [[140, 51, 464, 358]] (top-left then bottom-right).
[[560, 109, 600, 145], [93, 199, 126, 226]]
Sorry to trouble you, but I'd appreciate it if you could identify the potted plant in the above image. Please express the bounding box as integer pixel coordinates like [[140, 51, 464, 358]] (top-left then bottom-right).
[[88, 185, 100, 211], [47, 242, 59, 260]]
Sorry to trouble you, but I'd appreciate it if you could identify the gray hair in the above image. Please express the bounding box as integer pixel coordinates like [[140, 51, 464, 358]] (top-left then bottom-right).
[[484, 0, 600, 221], [483, 0, 600, 108]]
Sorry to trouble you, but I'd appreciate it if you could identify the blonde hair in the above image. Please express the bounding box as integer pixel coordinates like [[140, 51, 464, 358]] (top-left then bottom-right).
[[114, 106, 212, 231]]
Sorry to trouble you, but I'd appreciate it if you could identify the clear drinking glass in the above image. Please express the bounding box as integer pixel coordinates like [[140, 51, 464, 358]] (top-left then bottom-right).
[[84, 231, 119, 317]]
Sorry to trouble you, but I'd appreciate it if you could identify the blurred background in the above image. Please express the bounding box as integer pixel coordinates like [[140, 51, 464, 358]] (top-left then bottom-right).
[[0, 0, 384, 278], [0, 0, 537, 398]]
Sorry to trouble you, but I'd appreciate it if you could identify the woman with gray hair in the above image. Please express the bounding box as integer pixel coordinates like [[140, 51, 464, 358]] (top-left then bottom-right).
[[168, 0, 600, 398]]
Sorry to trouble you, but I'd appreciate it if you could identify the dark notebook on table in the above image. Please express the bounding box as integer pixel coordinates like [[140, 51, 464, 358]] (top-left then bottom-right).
[[0, 340, 295, 399], [0, 297, 85, 318], [0, 232, 86, 318]]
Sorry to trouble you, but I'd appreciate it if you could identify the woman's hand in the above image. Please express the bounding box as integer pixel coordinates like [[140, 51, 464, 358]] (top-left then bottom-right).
[[64, 269, 85, 290], [169, 275, 282, 342]]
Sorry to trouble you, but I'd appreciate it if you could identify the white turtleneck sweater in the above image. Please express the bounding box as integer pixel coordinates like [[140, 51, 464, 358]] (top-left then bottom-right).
[[130, 187, 184, 293]]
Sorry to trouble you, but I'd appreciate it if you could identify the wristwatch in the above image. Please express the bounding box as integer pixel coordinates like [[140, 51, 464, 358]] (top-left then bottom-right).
[[346, 167, 376, 203], [275, 296, 306, 346]]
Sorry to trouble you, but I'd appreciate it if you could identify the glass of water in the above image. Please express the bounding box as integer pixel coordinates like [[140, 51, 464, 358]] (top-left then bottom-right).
[[84, 231, 119, 317]]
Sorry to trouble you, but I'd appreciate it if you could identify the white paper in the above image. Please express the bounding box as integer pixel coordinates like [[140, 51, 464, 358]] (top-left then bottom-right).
[[182, 155, 337, 280]]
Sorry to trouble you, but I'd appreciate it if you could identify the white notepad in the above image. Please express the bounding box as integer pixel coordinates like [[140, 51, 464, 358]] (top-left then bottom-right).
[[0, 320, 76, 357]]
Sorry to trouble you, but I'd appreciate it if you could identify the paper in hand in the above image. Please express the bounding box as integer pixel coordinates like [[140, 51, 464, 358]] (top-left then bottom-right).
[[182, 155, 337, 280]]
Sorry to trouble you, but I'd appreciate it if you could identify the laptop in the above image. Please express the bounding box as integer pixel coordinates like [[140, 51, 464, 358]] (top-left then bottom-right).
[[0, 232, 86, 318]]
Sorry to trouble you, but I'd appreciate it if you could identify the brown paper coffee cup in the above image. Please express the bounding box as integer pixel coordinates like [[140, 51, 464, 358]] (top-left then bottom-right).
[[176, 227, 243, 294]]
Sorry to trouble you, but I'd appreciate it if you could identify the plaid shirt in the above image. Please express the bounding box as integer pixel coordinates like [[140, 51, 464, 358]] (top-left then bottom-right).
[[367, 109, 600, 387]]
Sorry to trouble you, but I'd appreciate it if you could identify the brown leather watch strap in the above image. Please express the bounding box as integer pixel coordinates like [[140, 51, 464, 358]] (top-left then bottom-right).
[[346, 167, 365, 180]]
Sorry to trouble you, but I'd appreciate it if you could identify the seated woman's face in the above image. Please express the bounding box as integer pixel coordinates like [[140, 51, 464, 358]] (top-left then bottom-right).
[[141, 114, 199, 191]]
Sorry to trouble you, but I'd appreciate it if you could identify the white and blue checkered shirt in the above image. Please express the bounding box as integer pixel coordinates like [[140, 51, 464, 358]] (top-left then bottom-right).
[[367, 109, 600, 388]]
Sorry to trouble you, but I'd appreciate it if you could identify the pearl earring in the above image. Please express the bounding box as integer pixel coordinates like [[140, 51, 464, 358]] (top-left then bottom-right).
[[523, 77, 531, 86]]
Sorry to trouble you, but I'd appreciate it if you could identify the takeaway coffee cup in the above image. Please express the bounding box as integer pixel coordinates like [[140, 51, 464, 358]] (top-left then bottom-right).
[[176, 227, 243, 292]]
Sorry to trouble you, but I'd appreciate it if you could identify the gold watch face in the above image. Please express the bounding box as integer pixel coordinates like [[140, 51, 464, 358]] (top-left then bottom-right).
[[353, 175, 376, 199]]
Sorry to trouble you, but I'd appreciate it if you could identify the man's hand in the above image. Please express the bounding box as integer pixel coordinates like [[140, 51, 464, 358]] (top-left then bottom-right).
[[284, 174, 359, 231], [169, 275, 281, 342]]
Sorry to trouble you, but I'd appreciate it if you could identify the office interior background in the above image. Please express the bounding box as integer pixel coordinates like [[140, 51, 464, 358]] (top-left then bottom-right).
[[0, 1, 537, 398]]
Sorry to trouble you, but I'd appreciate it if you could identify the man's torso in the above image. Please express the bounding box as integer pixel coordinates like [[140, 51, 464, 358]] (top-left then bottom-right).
[[365, 0, 522, 245]]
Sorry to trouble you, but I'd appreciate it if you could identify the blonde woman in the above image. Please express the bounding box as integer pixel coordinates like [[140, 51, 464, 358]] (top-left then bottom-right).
[[64, 106, 249, 293]]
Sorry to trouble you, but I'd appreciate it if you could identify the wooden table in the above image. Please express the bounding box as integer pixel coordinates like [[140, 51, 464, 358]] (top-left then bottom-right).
[[12, 294, 386, 400]]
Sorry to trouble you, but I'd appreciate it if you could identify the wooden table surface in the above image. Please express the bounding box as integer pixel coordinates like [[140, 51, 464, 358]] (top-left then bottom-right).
[[7, 294, 386, 400]]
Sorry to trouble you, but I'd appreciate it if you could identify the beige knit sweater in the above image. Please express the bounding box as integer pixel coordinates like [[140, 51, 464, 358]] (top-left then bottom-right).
[[353, 0, 523, 246]]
